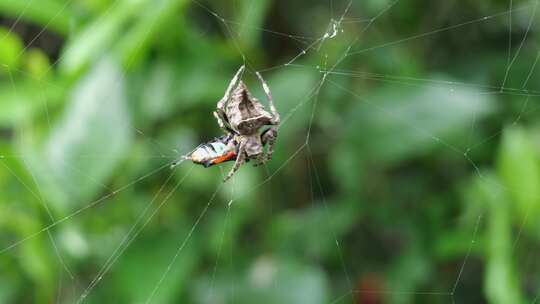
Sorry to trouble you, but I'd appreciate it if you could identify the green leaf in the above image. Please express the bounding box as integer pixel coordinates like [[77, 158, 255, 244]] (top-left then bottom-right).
[[260, 68, 319, 145], [1, 206, 57, 302], [0, 0, 72, 35], [59, 0, 147, 76], [269, 200, 360, 259], [113, 232, 199, 303], [473, 174, 525, 304], [115, 0, 189, 69], [496, 125, 540, 223], [194, 257, 329, 304], [0, 27, 24, 70], [0, 277, 17, 304], [386, 245, 432, 304], [0, 79, 65, 127], [243, 258, 329, 304], [234, 0, 271, 49], [44, 58, 132, 204], [23, 49, 52, 80], [18, 234, 57, 302], [341, 80, 495, 165]]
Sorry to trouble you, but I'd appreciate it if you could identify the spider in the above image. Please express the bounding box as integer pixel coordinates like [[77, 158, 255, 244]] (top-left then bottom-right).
[[212, 65, 280, 181], [172, 66, 279, 182]]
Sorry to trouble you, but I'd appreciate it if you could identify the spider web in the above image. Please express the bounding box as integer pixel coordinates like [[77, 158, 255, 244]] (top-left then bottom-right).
[[1, 0, 540, 303]]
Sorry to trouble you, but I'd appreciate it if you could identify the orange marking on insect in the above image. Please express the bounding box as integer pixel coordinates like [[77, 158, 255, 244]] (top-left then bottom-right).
[[211, 151, 237, 165]]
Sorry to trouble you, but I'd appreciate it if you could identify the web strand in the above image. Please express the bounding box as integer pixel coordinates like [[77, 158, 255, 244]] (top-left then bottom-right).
[[2, 0, 540, 302], [77, 165, 195, 302]]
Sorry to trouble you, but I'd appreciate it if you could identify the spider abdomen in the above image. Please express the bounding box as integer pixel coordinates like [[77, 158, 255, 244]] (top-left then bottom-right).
[[236, 116, 272, 134]]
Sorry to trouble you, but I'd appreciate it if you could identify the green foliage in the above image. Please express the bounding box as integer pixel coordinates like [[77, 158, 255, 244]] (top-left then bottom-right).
[[0, 0, 71, 34], [342, 84, 495, 165], [1, 0, 540, 303], [43, 58, 132, 205], [497, 126, 540, 222], [0, 26, 23, 69]]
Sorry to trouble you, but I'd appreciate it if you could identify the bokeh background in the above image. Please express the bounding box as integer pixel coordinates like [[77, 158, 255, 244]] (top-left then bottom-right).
[[1, 0, 540, 303]]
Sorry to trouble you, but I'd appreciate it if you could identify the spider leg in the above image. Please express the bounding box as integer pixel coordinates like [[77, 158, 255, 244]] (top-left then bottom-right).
[[213, 110, 234, 134], [213, 110, 226, 130], [253, 153, 265, 167], [255, 71, 280, 125], [261, 127, 278, 161], [217, 65, 245, 111], [224, 140, 246, 182]]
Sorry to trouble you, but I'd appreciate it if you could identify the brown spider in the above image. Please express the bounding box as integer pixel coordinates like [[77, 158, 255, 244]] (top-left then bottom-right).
[[213, 65, 280, 181]]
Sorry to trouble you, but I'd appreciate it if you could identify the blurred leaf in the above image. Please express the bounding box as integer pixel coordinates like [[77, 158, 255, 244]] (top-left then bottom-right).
[[23, 49, 51, 80], [496, 125, 540, 223], [341, 81, 495, 165], [114, 232, 199, 303], [2, 1, 540, 302], [58, 224, 89, 259], [434, 229, 484, 260], [0, 277, 17, 304], [269, 200, 359, 259], [115, 0, 188, 69], [0, 79, 65, 127], [0, 27, 24, 70], [244, 258, 329, 304], [135, 60, 179, 123], [473, 173, 525, 304], [44, 58, 132, 204], [132, 58, 226, 125], [79, 0, 113, 15], [2, 206, 58, 302], [194, 257, 329, 304], [60, 0, 147, 76], [0, 0, 71, 35], [258, 68, 319, 147], [329, 145, 365, 194], [386, 245, 431, 304], [18, 235, 57, 302], [234, 0, 271, 49]]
